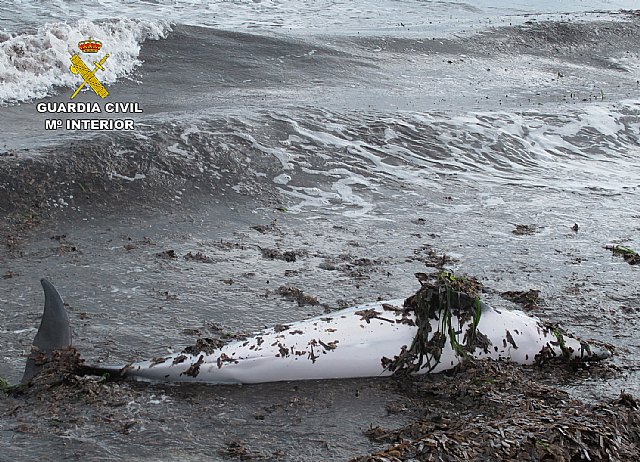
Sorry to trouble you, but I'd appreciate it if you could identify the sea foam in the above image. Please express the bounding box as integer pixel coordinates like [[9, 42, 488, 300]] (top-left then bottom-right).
[[0, 18, 171, 105]]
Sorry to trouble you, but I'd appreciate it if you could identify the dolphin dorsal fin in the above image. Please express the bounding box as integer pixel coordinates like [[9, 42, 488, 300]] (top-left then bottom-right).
[[21, 279, 72, 383]]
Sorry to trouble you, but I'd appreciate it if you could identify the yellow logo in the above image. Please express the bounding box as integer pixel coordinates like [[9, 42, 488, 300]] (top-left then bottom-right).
[[69, 38, 110, 99]]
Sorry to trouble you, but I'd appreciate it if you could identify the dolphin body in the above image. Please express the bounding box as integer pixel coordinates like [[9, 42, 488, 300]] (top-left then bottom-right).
[[22, 279, 610, 384]]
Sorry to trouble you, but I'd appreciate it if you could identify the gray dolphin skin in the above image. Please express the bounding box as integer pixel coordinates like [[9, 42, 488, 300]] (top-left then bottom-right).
[[21, 279, 611, 385], [21, 279, 72, 383]]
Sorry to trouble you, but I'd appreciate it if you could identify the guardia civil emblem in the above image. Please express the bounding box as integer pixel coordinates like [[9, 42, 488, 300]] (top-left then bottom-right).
[[69, 38, 110, 99]]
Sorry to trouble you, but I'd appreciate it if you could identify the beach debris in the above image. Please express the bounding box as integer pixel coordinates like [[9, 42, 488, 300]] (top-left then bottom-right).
[[614, 390, 638, 409], [212, 240, 247, 251], [182, 338, 225, 356], [408, 244, 457, 268], [319, 254, 384, 281], [123, 236, 155, 251], [157, 290, 177, 301], [182, 355, 204, 376], [512, 224, 537, 235], [56, 243, 79, 255], [501, 289, 542, 311], [276, 286, 318, 306], [219, 439, 268, 460], [351, 360, 639, 462], [0, 377, 10, 395], [354, 308, 394, 324], [250, 219, 279, 234], [183, 251, 213, 263], [3, 270, 17, 279], [6, 346, 90, 395], [155, 249, 177, 259], [5, 235, 22, 250], [605, 244, 639, 265], [261, 248, 304, 262]]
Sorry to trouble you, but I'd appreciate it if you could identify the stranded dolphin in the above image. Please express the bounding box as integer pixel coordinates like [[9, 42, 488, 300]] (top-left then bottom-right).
[[22, 275, 610, 385]]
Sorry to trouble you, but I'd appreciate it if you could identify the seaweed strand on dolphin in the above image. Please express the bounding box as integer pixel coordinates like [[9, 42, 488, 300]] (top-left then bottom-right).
[[382, 270, 486, 375], [11, 272, 612, 388]]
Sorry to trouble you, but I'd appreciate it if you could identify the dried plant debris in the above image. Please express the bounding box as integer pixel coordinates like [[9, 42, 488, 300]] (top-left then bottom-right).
[[182, 324, 250, 356], [4, 348, 159, 443], [3, 270, 18, 279], [408, 244, 457, 268], [212, 240, 247, 251], [273, 324, 290, 333], [6, 347, 94, 396], [354, 308, 395, 324], [250, 220, 280, 234], [155, 249, 178, 259], [123, 236, 155, 250], [56, 243, 80, 255], [182, 337, 226, 356], [318, 254, 384, 280], [501, 289, 542, 310], [276, 286, 319, 306], [605, 244, 640, 265], [5, 234, 22, 251], [156, 290, 177, 301], [615, 391, 638, 409], [261, 248, 306, 262], [183, 251, 213, 263], [219, 440, 271, 460], [382, 271, 485, 376], [351, 360, 639, 462], [513, 224, 537, 236], [0, 376, 10, 394]]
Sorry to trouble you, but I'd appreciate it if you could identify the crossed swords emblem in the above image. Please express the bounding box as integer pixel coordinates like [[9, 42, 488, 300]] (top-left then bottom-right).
[[69, 53, 110, 99]]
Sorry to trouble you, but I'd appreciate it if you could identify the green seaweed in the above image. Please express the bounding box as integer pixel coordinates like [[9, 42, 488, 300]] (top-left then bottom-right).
[[0, 376, 25, 395], [609, 245, 638, 256], [551, 327, 571, 360], [605, 244, 639, 265], [382, 270, 485, 375]]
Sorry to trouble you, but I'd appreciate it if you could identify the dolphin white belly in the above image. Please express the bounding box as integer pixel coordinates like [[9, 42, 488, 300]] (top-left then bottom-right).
[[113, 299, 607, 384], [117, 300, 413, 383], [22, 279, 610, 385]]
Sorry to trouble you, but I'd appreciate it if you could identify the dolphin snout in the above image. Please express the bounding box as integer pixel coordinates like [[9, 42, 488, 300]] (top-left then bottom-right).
[[583, 344, 612, 362]]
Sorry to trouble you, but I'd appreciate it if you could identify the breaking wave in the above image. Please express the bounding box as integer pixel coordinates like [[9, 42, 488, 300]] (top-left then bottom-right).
[[0, 18, 171, 105], [3, 102, 638, 219]]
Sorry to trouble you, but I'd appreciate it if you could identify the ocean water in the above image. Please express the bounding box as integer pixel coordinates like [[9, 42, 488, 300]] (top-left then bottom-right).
[[1, 0, 638, 106], [1, 1, 639, 461]]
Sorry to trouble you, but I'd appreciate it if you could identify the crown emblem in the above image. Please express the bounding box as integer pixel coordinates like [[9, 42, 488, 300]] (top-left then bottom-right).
[[78, 38, 102, 53]]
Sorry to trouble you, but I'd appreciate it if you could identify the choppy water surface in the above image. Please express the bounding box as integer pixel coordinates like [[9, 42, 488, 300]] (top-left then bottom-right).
[[1, 1, 639, 461]]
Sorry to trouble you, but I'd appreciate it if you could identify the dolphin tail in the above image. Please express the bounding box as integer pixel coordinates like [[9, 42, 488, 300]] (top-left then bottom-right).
[[21, 279, 72, 383]]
